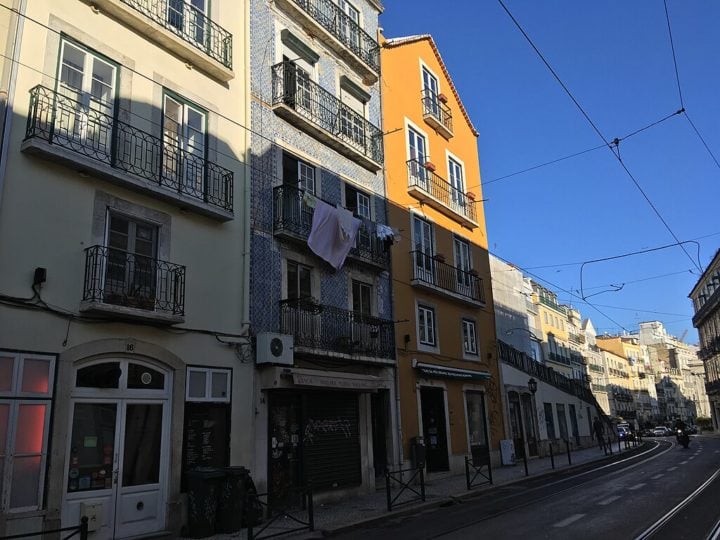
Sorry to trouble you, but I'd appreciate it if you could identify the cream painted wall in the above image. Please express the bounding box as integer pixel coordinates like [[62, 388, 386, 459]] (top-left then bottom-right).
[[0, 1, 251, 533]]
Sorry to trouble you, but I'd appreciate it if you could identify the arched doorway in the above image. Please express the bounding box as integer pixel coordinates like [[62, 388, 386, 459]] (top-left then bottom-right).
[[61, 358, 172, 539]]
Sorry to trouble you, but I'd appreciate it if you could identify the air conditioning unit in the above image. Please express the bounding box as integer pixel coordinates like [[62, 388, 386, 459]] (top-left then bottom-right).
[[256, 333, 294, 366]]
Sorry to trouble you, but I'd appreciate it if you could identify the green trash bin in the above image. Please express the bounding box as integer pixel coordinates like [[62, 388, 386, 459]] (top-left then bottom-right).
[[186, 467, 225, 538], [216, 466, 249, 534]]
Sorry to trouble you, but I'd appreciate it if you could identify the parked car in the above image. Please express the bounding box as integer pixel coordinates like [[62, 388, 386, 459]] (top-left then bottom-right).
[[640, 428, 654, 437], [617, 426, 633, 441], [653, 426, 672, 436]]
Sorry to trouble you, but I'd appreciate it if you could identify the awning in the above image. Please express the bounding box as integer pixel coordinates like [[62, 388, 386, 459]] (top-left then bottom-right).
[[292, 369, 389, 391], [413, 360, 491, 381]]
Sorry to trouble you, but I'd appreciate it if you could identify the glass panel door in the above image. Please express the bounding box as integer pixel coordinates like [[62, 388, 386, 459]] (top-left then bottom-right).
[[422, 67, 439, 116], [408, 128, 427, 190], [67, 403, 117, 494], [465, 392, 489, 466], [448, 158, 465, 210], [413, 216, 434, 283], [120, 404, 162, 487], [454, 238, 471, 293], [57, 41, 116, 161]]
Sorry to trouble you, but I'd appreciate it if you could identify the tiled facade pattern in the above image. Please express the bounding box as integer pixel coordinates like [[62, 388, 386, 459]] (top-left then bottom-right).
[[249, 0, 390, 333]]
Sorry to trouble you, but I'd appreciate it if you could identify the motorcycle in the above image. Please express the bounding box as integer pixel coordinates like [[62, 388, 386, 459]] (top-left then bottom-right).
[[676, 428, 690, 448]]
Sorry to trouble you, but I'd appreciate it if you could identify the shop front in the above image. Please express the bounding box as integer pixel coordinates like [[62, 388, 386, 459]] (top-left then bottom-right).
[[256, 367, 395, 501], [411, 360, 494, 474]]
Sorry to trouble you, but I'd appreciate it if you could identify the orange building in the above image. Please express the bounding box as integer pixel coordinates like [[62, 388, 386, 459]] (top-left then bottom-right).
[[381, 35, 505, 472]]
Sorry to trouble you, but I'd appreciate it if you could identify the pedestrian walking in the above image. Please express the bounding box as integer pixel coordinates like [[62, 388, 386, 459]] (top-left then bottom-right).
[[593, 417, 607, 454]]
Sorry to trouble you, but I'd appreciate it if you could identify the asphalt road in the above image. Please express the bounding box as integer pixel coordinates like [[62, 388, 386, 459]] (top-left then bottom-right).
[[333, 435, 720, 540]]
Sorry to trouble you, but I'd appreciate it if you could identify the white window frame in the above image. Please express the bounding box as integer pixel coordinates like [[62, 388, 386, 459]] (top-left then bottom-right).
[[418, 304, 437, 346], [0, 351, 56, 513], [185, 367, 231, 403], [462, 319, 478, 356]]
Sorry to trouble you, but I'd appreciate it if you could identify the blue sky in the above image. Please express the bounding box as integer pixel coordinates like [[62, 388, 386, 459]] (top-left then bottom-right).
[[380, 1, 720, 342]]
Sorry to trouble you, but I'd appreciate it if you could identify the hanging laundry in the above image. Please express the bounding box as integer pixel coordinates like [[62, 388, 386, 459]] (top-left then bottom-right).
[[302, 191, 317, 208], [307, 200, 361, 270], [336, 204, 355, 241]]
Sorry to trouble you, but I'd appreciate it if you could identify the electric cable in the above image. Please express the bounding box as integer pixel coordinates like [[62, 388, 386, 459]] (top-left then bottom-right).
[[497, 0, 702, 273]]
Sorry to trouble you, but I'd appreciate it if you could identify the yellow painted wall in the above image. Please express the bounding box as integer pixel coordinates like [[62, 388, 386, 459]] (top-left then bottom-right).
[[381, 36, 504, 462]]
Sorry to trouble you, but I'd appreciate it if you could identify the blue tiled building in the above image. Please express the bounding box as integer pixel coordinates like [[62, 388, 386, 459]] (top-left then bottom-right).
[[249, 0, 397, 499]]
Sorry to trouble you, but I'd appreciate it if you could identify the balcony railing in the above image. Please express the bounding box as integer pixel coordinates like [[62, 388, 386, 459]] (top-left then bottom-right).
[[421, 89, 453, 137], [498, 340, 596, 403], [83, 245, 185, 316], [25, 85, 233, 216], [120, 0, 232, 68], [271, 62, 383, 167], [539, 295, 567, 315], [410, 251, 485, 304], [280, 298, 394, 359], [283, 0, 379, 73], [272, 185, 390, 270], [406, 159, 477, 226]]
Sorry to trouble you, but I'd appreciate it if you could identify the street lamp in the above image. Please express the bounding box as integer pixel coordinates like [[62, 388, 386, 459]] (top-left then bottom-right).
[[528, 377, 538, 394]]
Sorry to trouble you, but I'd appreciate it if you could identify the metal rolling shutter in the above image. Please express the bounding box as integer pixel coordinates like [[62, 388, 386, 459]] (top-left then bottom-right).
[[303, 392, 361, 490]]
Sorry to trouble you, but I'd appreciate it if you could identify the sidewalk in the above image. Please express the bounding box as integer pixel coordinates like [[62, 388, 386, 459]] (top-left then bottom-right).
[[210, 441, 640, 540]]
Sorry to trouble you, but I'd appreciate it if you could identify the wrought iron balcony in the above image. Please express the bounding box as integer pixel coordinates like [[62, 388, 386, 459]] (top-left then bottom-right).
[[409, 251, 485, 305], [87, 0, 233, 79], [81, 245, 185, 323], [280, 298, 394, 360], [539, 295, 567, 315], [272, 185, 390, 270], [23, 85, 233, 220], [421, 89, 453, 138], [406, 159, 477, 228], [274, 0, 379, 81], [271, 62, 383, 170]]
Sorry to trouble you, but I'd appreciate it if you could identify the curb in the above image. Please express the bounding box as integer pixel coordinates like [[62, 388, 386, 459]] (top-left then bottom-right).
[[319, 444, 642, 537]]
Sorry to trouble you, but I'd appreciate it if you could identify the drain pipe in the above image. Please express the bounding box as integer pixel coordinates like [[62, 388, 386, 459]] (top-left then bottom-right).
[[0, 0, 28, 207]]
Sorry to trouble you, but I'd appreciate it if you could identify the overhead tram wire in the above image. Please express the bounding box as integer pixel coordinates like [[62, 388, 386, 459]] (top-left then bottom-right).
[[663, 1, 720, 171], [496, 0, 702, 273], [490, 251, 631, 333], [481, 110, 682, 187]]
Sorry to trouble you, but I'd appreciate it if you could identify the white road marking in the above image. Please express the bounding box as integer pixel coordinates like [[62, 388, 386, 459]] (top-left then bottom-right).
[[689, 457, 695, 460], [667, 466, 678, 471], [680, 460, 689, 465], [598, 495, 622, 506], [629, 483, 646, 491], [554, 514, 586, 528], [650, 474, 664, 480]]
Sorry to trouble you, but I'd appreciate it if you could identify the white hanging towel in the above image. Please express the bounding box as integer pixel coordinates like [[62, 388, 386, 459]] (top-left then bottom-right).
[[336, 204, 356, 241], [307, 200, 361, 270]]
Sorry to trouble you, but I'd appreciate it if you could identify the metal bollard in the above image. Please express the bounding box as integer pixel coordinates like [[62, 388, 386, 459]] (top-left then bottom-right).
[[419, 467, 426, 502], [549, 442, 555, 469], [308, 487, 314, 531], [618, 437, 621, 453], [607, 436, 613, 455], [80, 516, 89, 540], [385, 470, 392, 512], [565, 439, 572, 465], [465, 456, 471, 491], [523, 450, 529, 476]]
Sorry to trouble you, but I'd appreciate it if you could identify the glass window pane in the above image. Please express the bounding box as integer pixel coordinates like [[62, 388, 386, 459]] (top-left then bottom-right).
[[0, 356, 13, 391], [0, 404, 8, 454], [10, 456, 41, 509], [21, 358, 51, 394], [15, 404, 46, 454], [127, 364, 165, 390], [466, 392, 487, 446], [188, 370, 206, 398], [211, 372, 228, 399], [122, 404, 162, 486], [69, 403, 117, 493], [76, 362, 121, 388]]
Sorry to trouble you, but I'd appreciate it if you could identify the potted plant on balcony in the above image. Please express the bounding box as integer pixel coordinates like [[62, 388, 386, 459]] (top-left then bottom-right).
[[424, 161, 436, 172], [438, 93, 448, 103], [433, 253, 446, 263], [466, 191, 476, 201], [469, 268, 479, 277]]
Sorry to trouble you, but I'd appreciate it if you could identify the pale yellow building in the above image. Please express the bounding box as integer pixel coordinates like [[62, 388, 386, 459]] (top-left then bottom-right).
[[0, 1, 249, 537]]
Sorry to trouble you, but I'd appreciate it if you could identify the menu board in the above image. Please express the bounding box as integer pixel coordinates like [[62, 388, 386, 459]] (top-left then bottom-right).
[[182, 402, 230, 489]]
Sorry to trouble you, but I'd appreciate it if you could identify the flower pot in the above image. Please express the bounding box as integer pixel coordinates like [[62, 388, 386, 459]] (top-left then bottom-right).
[[424, 161, 436, 172], [433, 254, 446, 263], [438, 93, 448, 103], [466, 191, 476, 201]]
